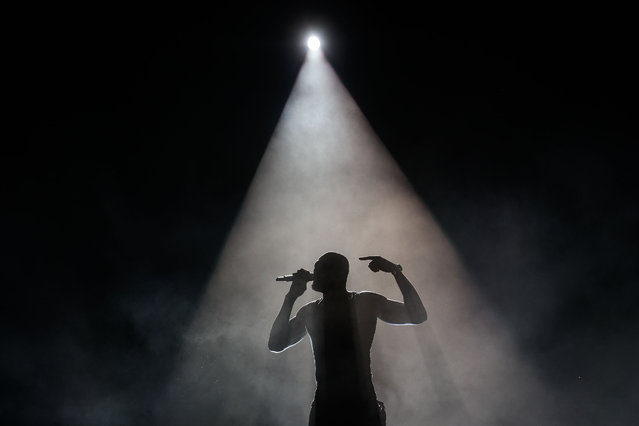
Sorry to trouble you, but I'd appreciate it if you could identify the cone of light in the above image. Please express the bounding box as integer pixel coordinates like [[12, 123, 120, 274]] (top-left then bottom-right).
[[155, 49, 559, 426]]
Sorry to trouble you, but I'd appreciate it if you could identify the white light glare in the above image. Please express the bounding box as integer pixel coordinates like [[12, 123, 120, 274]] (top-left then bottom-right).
[[307, 35, 320, 51]]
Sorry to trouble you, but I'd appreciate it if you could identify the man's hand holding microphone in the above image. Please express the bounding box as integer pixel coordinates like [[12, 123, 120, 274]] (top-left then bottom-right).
[[276, 269, 313, 299]]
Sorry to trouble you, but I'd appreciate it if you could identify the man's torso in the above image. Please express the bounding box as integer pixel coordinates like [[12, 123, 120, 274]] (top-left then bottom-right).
[[302, 292, 384, 425], [302, 292, 379, 399]]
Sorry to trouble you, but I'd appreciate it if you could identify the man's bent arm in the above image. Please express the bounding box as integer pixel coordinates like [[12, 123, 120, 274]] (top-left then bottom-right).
[[268, 280, 307, 352], [360, 256, 427, 324], [393, 269, 427, 323]]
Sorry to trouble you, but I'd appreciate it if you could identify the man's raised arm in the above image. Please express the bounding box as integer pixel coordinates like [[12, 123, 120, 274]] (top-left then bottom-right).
[[268, 269, 311, 352], [359, 256, 427, 324]]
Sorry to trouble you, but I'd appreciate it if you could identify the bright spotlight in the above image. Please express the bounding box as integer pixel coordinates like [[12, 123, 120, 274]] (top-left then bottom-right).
[[307, 35, 320, 51], [159, 44, 557, 426]]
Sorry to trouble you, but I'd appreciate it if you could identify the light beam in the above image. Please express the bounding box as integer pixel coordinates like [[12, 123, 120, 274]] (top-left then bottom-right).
[[155, 49, 559, 426]]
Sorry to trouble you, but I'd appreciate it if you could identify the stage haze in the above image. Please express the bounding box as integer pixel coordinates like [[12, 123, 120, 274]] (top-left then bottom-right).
[[156, 48, 559, 426]]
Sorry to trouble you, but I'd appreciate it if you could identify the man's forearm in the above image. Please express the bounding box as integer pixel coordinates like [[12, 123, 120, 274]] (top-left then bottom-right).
[[268, 293, 297, 351], [394, 271, 427, 323]]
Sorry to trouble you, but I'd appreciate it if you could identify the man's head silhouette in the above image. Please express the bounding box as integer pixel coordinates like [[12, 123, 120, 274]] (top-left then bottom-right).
[[312, 252, 349, 293]]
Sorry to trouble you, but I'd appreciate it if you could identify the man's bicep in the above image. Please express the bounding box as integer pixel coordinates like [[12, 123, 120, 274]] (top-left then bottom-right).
[[364, 293, 411, 325], [286, 313, 307, 346]]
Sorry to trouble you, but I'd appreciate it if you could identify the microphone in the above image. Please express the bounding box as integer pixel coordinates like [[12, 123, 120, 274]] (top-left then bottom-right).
[[276, 272, 314, 282]]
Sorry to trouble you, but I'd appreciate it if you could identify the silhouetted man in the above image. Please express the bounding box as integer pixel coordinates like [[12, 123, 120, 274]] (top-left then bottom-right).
[[269, 252, 427, 426]]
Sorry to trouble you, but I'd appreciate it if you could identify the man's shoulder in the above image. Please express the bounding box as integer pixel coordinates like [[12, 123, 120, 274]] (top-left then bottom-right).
[[296, 299, 321, 317], [352, 292, 387, 311], [355, 291, 386, 302]]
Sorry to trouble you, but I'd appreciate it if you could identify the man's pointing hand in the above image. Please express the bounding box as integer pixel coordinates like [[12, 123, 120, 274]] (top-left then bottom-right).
[[359, 256, 401, 274]]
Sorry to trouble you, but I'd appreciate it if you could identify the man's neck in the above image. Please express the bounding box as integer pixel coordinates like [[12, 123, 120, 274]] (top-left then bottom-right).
[[321, 289, 350, 303]]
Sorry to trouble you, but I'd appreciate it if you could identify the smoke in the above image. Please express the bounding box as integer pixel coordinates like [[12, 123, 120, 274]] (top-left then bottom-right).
[[436, 178, 639, 425], [155, 51, 561, 425]]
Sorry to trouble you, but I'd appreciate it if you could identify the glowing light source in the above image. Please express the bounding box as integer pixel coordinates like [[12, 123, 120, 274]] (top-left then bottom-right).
[[307, 35, 320, 51]]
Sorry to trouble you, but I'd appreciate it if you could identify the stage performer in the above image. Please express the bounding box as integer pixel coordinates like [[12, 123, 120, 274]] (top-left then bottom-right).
[[269, 252, 427, 426]]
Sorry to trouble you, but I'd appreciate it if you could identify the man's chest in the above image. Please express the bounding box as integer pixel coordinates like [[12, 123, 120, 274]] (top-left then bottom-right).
[[305, 299, 377, 344]]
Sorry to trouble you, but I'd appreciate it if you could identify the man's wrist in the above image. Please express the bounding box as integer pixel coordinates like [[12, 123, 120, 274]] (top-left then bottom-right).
[[391, 264, 403, 276]]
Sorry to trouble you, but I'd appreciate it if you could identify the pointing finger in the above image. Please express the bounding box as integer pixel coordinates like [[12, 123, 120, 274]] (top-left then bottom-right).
[[359, 256, 381, 261]]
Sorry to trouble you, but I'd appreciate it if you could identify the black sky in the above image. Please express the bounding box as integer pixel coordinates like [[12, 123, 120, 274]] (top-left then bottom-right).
[[3, 3, 638, 425]]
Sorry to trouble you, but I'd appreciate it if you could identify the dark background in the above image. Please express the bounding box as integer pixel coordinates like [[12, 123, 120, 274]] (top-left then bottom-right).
[[3, 3, 637, 425]]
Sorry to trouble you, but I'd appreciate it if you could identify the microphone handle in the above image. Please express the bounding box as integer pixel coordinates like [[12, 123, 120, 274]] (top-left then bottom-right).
[[275, 273, 314, 282], [276, 275, 294, 282]]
